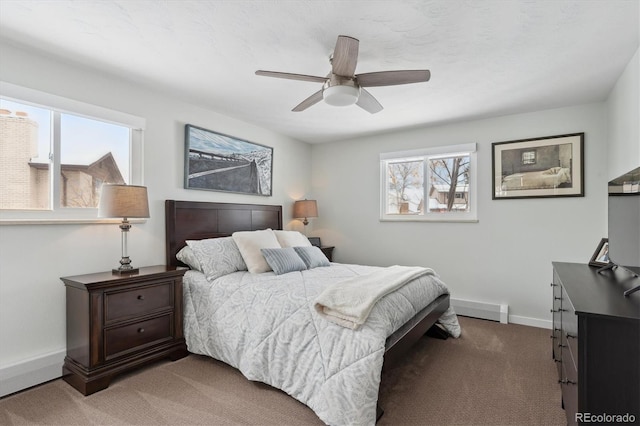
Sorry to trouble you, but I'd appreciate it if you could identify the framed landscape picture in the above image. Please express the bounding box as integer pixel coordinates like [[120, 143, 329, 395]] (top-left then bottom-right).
[[492, 133, 584, 200], [184, 124, 273, 196]]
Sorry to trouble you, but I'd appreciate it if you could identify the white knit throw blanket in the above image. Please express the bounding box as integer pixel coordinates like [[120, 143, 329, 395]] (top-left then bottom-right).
[[313, 265, 435, 330]]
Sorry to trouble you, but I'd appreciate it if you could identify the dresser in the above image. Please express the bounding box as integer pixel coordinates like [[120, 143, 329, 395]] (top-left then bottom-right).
[[61, 265, 188, 395], [551, 262, 640, 425]]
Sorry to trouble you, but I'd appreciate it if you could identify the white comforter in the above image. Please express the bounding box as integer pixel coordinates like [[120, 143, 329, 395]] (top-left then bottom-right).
[[183, 263, 460, 426]]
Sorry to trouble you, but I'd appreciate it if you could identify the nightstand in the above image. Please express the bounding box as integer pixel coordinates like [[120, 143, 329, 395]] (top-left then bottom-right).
[[61, 265, 188, 395], [320, 246, 335, 262]]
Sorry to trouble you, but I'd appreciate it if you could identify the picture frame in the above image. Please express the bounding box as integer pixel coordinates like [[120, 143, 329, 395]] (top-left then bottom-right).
[[307, 237, 321, 247], [184, 124, 273, 196], [589, 238, 609, 267], [492, 133, 584, 200]]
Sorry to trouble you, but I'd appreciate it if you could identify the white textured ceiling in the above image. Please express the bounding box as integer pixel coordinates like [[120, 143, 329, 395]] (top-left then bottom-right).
[[0, 1, 638, 144]]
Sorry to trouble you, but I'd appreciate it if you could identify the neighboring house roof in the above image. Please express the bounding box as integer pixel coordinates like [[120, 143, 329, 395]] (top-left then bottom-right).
[[29, 152, 125, 183], [431, 184, 469, 193]]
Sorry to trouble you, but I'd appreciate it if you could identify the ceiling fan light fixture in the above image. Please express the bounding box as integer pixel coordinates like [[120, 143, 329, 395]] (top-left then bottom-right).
[[322, 84, 360, 107]]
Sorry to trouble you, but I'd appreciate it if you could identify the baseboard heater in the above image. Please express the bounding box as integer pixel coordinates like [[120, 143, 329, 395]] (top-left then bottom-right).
[[450, 298, 509, 324]]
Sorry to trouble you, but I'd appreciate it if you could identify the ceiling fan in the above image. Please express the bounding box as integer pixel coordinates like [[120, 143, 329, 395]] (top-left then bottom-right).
[[255, 35, 430, 114]]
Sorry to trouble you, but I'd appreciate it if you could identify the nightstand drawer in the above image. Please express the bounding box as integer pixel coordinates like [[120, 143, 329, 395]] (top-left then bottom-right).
[[105, 314, 173, 359], [105, 282, 173, 323]]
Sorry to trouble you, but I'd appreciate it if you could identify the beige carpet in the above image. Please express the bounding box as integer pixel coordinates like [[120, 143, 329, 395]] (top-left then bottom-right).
[[0, 316, 566, 425]]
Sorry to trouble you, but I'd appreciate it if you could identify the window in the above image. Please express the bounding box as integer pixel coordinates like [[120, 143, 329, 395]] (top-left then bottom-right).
[[0, 82, 145, 223], [521, 150, 536, 165], [380, 143, 477, 222]]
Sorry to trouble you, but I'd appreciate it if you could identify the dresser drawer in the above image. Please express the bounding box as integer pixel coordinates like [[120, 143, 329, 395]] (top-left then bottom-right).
[[104, 314, 173, 360], [561, 294, 578, 368], [105, 282, 173, 323], [561, 360, 578, 425]]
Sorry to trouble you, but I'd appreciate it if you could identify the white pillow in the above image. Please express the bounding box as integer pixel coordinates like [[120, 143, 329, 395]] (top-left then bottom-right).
[[176, 245, 202, 271], [274, 230, 312, 248], [232, 229, 282, 273], [186, 237, 247, 281]]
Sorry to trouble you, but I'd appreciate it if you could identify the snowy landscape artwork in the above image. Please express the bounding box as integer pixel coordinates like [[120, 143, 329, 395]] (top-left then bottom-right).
[[184, 125, 273, 196]]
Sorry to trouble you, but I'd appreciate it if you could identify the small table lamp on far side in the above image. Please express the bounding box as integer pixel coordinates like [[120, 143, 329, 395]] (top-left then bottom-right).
[[98, 184, 150, 274], [293, 199, 318, 234]]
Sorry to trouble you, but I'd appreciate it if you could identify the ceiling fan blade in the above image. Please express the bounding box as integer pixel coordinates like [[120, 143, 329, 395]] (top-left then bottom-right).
[[357, 70, 431, 87], [331, 35, 359, 77], [292, 90, 324, 112], [356, 88, 383, 114], [256, 70, 326, 84]]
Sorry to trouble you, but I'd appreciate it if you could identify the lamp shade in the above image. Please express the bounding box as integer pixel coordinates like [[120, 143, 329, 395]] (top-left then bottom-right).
[[293, 199, 318, 219], [98, 184, 150, 219]]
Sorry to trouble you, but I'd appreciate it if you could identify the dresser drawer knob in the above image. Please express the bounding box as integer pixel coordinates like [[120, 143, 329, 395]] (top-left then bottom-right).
[[138, 328, 145, 333], [137, 295, 144, 300], [550, 283, 558, 287]]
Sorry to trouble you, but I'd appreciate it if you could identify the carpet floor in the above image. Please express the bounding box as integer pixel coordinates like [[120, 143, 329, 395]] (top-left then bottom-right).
[[0, 316, 566, 425]]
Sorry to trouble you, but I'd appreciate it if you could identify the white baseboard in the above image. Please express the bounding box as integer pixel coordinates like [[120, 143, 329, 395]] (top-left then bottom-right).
[[451, 298, 551, 329], [508, 315, 552, 329], [0, 349, 65, 397], [451, 298, 509, 324]]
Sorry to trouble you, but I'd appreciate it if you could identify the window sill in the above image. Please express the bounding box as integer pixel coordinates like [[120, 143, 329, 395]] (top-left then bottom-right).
[[0, 218, 147, 225], [380, 216, 478, 223]]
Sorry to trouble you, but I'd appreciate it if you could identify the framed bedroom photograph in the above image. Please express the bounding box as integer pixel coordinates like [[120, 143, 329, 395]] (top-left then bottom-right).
[[184, 124, 273, 196], [589, 238, 609, 267], [492, 133, 584, 200]]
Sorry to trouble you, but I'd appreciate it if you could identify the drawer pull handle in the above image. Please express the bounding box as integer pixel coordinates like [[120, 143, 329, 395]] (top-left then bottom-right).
[[558, 343, 567, 348], [550, 283, 558, 287], [137, 295, 144, 300], [554, 296, 562, 300], [138, 328, 145, 333], [566, 333, 576, 339], [558, 379, 576, 385]]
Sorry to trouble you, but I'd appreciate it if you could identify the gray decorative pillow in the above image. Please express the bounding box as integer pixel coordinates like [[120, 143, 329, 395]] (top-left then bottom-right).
[[176, 245, 202, 272], [186, 237, 247, 281], [261, 247, 307, 275], [293, 246, 330, 269]]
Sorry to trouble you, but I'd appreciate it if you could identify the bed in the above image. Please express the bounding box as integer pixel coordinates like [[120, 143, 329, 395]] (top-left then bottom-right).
[[501, 166, 571, 190], [165, 200, 460, 425]]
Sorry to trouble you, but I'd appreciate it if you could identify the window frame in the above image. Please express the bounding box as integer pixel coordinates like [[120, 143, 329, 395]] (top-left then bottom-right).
[[380, 143, 478, 223], [0, 82, 145, 224]]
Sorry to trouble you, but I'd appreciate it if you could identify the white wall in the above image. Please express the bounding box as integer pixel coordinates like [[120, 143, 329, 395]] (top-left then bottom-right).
[[311, 103, 608, 326], [606, 47, 640, 179], [0, 41, 312, 394]]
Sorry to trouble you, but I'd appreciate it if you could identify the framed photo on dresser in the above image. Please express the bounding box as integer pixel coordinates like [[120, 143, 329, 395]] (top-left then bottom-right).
[[588, 238, 609, 267]]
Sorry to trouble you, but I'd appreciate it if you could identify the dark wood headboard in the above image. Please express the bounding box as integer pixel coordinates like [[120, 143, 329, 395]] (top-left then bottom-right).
[[165, 200, 283, 267]]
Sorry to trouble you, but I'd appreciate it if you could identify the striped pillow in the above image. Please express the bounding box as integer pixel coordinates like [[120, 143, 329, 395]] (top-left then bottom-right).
[[261, 247, 307, 275], [293, 246, 330, 269]]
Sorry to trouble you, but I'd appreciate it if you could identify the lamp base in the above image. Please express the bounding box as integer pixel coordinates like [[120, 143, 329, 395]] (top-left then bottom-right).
[[112, 256, 138, 275], [112, 267, 139, 275]]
